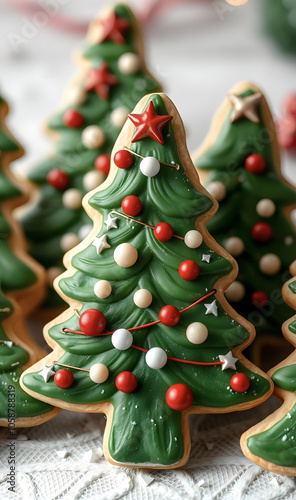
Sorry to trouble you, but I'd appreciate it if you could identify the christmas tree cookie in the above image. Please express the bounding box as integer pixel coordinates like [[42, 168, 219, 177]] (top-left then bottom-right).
[[20, 3, 161, 315], [0, 288, 57, 426], [0, 95, 45, 315], [193, 81, 296, 368], [241, 260, 296, 476], [262, 0, 296, 55], [21, 93, 272, 469]]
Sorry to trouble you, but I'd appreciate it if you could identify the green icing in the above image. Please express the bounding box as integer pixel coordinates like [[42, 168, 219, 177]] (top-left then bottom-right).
[[20, 3, 161, 309], [195, 90, 296, 340], [272, 364, 296, 392], [23, 94, 270, 466], [262, 0, 296, 55]]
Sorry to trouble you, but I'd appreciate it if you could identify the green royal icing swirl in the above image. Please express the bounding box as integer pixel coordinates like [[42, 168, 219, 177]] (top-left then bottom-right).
[[262, 0, 296, 55]]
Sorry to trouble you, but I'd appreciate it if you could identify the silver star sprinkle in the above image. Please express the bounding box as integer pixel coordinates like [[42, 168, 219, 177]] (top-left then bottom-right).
[[3, 341, 13, 348], [202, 254, 211, 263], [219, 351, 238, 371], [92, 234, 111, 254], [38, 365, 55, 383], [204, 300, 218, 317], [228, 92, 262, 124], [104, 213, 118, 231]]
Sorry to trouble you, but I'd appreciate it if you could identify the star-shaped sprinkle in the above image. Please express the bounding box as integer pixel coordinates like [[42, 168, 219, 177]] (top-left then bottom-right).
[[228, 92, 262, 124], [92, 234, 111, 254], [39, 365, 55, 383], [85, 63, 118, 100], [104, 214, 118, 231], [219, 351, 238, 371], [95, 11, 130, 45], [128, 101, 173, 145], [204, 300, 218, 317], [3, 341, 13, 348], [202, 254, 211, 263]]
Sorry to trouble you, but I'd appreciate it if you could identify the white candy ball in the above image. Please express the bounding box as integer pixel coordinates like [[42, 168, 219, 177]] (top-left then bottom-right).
[[112, 329, 133, 350], [259, 254, 281, 275], [133, 289, 152, 308], [186, 322, 208, 344], [225, 281, 245, 302], [256, 199, 276, 218], [146, 347, 167, 370], [118, 52, 141, 74], [94, 280, 112, 299], [62, 188, 82, 210], [78, 224, 93, 241], [82, 125, 105, 149], [207, 181, 226, 202], [60, 232, 80, 252], [47, 266, 62, 287], [89, 363, 109, 383], [184, 230, 203, 248], [114, 243, 138, 268], [110, 107, 129, 128], [83, 170, 105, 191], [140, 157, 160, 177], [67, 87, 86, 106], [224, 236, 245, 257]]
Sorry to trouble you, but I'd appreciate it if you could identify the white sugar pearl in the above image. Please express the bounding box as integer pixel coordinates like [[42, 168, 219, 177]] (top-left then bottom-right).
[[225, 281, 245, 302], [133, 289, 152, 308], [146, 347, 167, 370], [66, 87, 86, 106], [140, 157, 160, 177], [110, 107, 129, 128], [89, 363, 109, 383], [62, 188, 82, 210], [112, 329, 133, 350], [186, 322, 208, 344], [82, 126, 105, 149], [60, 233, 80, 252], [114, 243, 138, 268], [256, 199, 276, 218], [83, 170, 105, 191], [224, 236, 245, 257], [259, 254, 281, 275], [207, 181, 226, 202], [94, 280, 112, 299], [78, 224, 93, 241], [184, 230, 203, 248], [118, 52, 141, 74], [47, 266, 62, 287]]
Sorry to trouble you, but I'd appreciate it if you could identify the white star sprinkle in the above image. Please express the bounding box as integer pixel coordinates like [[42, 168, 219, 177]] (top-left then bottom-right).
[[219, 351, 238, 371], [228, 92, 262, 124], [92, 234, 111, 254], [104, 213, 118, 231], [3, 341, 13, 348], [202, 254, 211, 263], [38, 365, 55, 383], [204, 300, 218, 317]]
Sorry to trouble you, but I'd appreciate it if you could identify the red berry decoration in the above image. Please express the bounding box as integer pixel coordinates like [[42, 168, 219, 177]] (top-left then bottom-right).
[[115, 371, 138, 393], [245, 154, 266, 174], [154, 222, 174, 242], [178, 260, 200, 281], [121, 195, 142, 216], [114, 150, 133, 169], [230, 373, 250, 393], [251, 290, 269, 307], [79, 309, 107, 336], [47, 169, 70, 190], [54, 369, 74, 389], [63, 109, 84, 128], [284, 93, 296, 117], [159, 305, 180, 326], [251, 222, 273, 243], [166, 383, 193, 411], [95, 154, 110, 176]]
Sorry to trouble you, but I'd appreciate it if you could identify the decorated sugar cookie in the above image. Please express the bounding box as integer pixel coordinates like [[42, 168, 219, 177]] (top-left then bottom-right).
[[19, 3, 161, 317], [193, 82, 296, 368], [241, 260, 296, 476], [21, 93, 272, 469]]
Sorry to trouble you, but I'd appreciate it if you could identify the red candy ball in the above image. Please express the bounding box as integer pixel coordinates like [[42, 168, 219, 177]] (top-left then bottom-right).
[[159, 305, 180, 326], [54, 369, 74, 389], [121, 195, 142, 216], [230, 373, 250, 393], [166, 383, 193, 411], [79, 309, 107, 336], [114, 150, 133, 169], [251, 222, 273, 243], [115, 371, 138, 393], [154, 222, 174, 242], [178, 260, 200, 281], [47, 168, 69, 190], [95, 154, 110, 176], [284, 93, 296, 117], [251, 290, 269, 307], [63, 109, 84, 128], [245, 154, 266, 174]]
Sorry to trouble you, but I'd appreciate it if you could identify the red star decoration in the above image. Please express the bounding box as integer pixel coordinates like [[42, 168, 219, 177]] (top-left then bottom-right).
[[128, 101, 173, 145], [85, 63, 119, 100], [97, 12, 130, 45]]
